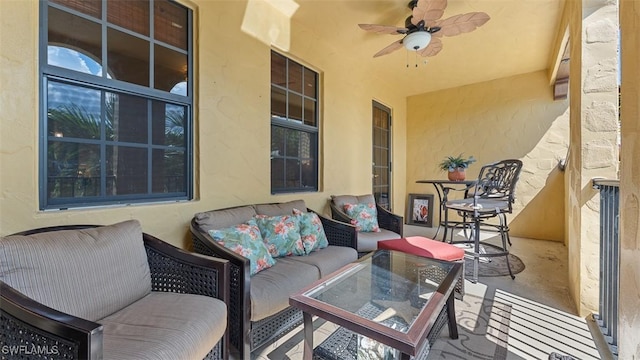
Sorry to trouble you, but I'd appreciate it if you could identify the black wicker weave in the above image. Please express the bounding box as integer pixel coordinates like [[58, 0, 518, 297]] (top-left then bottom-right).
[[313, 300, 449, 360], [329, 201, 404, 257], [0, 225, 230, 360], [190, 206, 358, 360]]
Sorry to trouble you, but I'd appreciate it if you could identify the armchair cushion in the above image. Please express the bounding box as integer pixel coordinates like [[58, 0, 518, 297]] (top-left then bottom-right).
[[356, 229, 403, 252], [0, 220, 151, 322], [331, 194, 376, 209], [343, 202, 381, 233], [293, 208, 329, 253], [100, 291, 226, 360], [254, 214, 305, 257], [208, 219, 276, 275]]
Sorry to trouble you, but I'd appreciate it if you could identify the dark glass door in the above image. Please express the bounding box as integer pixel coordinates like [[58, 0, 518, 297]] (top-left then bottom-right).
[[372, 101, 392, 210]]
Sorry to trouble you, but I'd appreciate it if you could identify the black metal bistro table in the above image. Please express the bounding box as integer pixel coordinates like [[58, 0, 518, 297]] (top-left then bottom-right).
[[416, 179, 476, 242]]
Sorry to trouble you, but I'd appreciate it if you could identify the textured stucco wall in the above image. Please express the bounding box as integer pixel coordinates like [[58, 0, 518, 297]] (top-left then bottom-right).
[[0, 0, 408, 246], [406, 70, 569, 241], [566, 0, 619, 316], [618, 0, 640, 357], [566, 0, 584, 321], [580, 2, 620, 315]]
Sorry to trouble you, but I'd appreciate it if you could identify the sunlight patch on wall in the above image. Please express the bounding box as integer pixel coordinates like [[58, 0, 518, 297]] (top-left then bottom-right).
[[241, 0, 299, 51]]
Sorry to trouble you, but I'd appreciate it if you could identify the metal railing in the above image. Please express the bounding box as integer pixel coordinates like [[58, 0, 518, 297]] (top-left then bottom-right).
[[592, 178, 620, 357]]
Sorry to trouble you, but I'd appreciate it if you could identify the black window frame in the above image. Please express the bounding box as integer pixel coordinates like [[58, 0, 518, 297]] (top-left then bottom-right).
[[39, 0, 194, 210], [270, 51, 319, 194]]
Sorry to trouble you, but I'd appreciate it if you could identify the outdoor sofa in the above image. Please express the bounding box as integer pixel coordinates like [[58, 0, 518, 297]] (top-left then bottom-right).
[[190, 200, 359, 359], [0, 220, 230, 360]]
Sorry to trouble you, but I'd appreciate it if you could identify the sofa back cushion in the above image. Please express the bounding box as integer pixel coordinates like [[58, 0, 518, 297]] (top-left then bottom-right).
[[194, 205, 257, 233], [0, 220, 151, 322], [254, 200, 307, 217]]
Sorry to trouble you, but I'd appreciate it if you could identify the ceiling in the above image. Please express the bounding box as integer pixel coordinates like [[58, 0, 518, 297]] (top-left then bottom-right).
[[290, 0, 566, 97]]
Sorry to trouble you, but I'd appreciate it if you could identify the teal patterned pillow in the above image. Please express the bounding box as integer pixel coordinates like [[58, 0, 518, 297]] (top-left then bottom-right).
[[208, 219, 276, 276], [293, 208, 329, 254], [254, 214, 305, 257], [343, 203, 381, 233]]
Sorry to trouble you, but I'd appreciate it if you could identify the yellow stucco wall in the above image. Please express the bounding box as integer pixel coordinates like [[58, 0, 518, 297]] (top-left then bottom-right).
[[618, 0, 640, 357], [406, 70, 569, 241], [566, 0, 619, 316], [0, 0, 407, 248]]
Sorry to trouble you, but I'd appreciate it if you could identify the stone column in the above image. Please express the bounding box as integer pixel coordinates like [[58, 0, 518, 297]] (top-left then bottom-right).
[[581, 1, 620, 314], [618, 1, 640, 358], [567, 0, 619, 316]]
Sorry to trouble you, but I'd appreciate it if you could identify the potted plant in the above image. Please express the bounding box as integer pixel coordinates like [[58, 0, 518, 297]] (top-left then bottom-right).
[[439, 154, 476, 181]]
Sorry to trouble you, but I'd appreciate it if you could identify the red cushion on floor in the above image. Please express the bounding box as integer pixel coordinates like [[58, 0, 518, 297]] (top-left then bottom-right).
[[377, 236, 464, 261]]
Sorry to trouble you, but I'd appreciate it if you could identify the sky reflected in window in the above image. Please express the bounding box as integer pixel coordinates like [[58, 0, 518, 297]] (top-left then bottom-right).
[[48, 45, 107, 77]]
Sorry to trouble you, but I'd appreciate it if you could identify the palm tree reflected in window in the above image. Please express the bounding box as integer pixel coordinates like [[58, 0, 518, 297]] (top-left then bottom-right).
[[41, 0, 193, 209], [46, 54, 188, 201]]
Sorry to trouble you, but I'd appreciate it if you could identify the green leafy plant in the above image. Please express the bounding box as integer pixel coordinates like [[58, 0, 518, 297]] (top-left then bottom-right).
[[439, 154, 476, 172]]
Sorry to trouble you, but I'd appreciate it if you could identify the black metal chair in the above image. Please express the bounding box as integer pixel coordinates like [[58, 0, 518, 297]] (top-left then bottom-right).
[[444, 159, 523, 283]]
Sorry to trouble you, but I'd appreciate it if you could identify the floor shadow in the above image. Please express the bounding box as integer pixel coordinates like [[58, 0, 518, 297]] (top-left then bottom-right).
[[244, 236, 600, 360]]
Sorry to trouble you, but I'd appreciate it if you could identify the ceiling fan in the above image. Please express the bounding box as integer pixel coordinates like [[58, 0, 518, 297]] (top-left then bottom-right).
[[359, 0, 490, 58]]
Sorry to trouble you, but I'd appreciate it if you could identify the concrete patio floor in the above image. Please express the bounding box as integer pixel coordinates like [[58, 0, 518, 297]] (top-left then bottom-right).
[[236, 224, 603, 360]]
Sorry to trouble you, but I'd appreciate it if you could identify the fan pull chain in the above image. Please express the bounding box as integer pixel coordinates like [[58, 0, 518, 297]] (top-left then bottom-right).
[[407, 51, 419, 68], [406, 50, 428, 68]]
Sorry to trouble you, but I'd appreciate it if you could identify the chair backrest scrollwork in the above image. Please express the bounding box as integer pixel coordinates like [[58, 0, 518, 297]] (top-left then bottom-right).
[[474, 159, 523, 204]]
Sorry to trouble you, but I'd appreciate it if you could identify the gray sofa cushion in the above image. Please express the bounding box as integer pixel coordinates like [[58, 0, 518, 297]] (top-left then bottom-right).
[[100, 292, 226, 360], [194, 205, 257, 232], [331, 194, 376, 209], [358, 229, 402, 252], [254, 200, 307, 216], [287, 246, 357, 277], [0, 220, 151, 321], [249, 257, 319, 321]]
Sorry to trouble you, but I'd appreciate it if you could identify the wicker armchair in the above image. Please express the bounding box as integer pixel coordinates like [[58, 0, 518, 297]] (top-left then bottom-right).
[[329, 194, 404, 257], [190, 202, 358, 360], [0, 222, 230, 360]]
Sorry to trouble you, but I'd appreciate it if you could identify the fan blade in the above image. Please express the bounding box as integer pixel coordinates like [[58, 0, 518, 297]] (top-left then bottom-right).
[[417, 37, 443, 57], [433, 12, 490, 37], [359, 24, 408, 35], [373, 40, 404, 57], [411, 0, 448, 26]]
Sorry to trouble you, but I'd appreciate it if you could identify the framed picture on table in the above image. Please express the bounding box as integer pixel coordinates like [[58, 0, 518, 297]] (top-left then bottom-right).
[[406, 193, 434, 227]]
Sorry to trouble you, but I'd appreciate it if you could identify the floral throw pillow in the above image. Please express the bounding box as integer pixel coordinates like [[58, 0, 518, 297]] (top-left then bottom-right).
[[254, 214, 305, 257], [343, 202, 381, 233], [292, 208, 329, 254], [208, 219, 276, 276]]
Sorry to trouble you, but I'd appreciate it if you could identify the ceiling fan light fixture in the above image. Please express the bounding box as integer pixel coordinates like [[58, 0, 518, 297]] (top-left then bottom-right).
[[403, 31, 431, 51]]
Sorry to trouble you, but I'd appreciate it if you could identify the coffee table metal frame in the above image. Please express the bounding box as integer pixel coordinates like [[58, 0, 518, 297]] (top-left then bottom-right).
[[289, 250, 462, 360]]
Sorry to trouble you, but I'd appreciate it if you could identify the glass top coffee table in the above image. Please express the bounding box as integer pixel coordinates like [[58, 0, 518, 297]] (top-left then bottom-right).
[[289, 249, 462, 360]]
